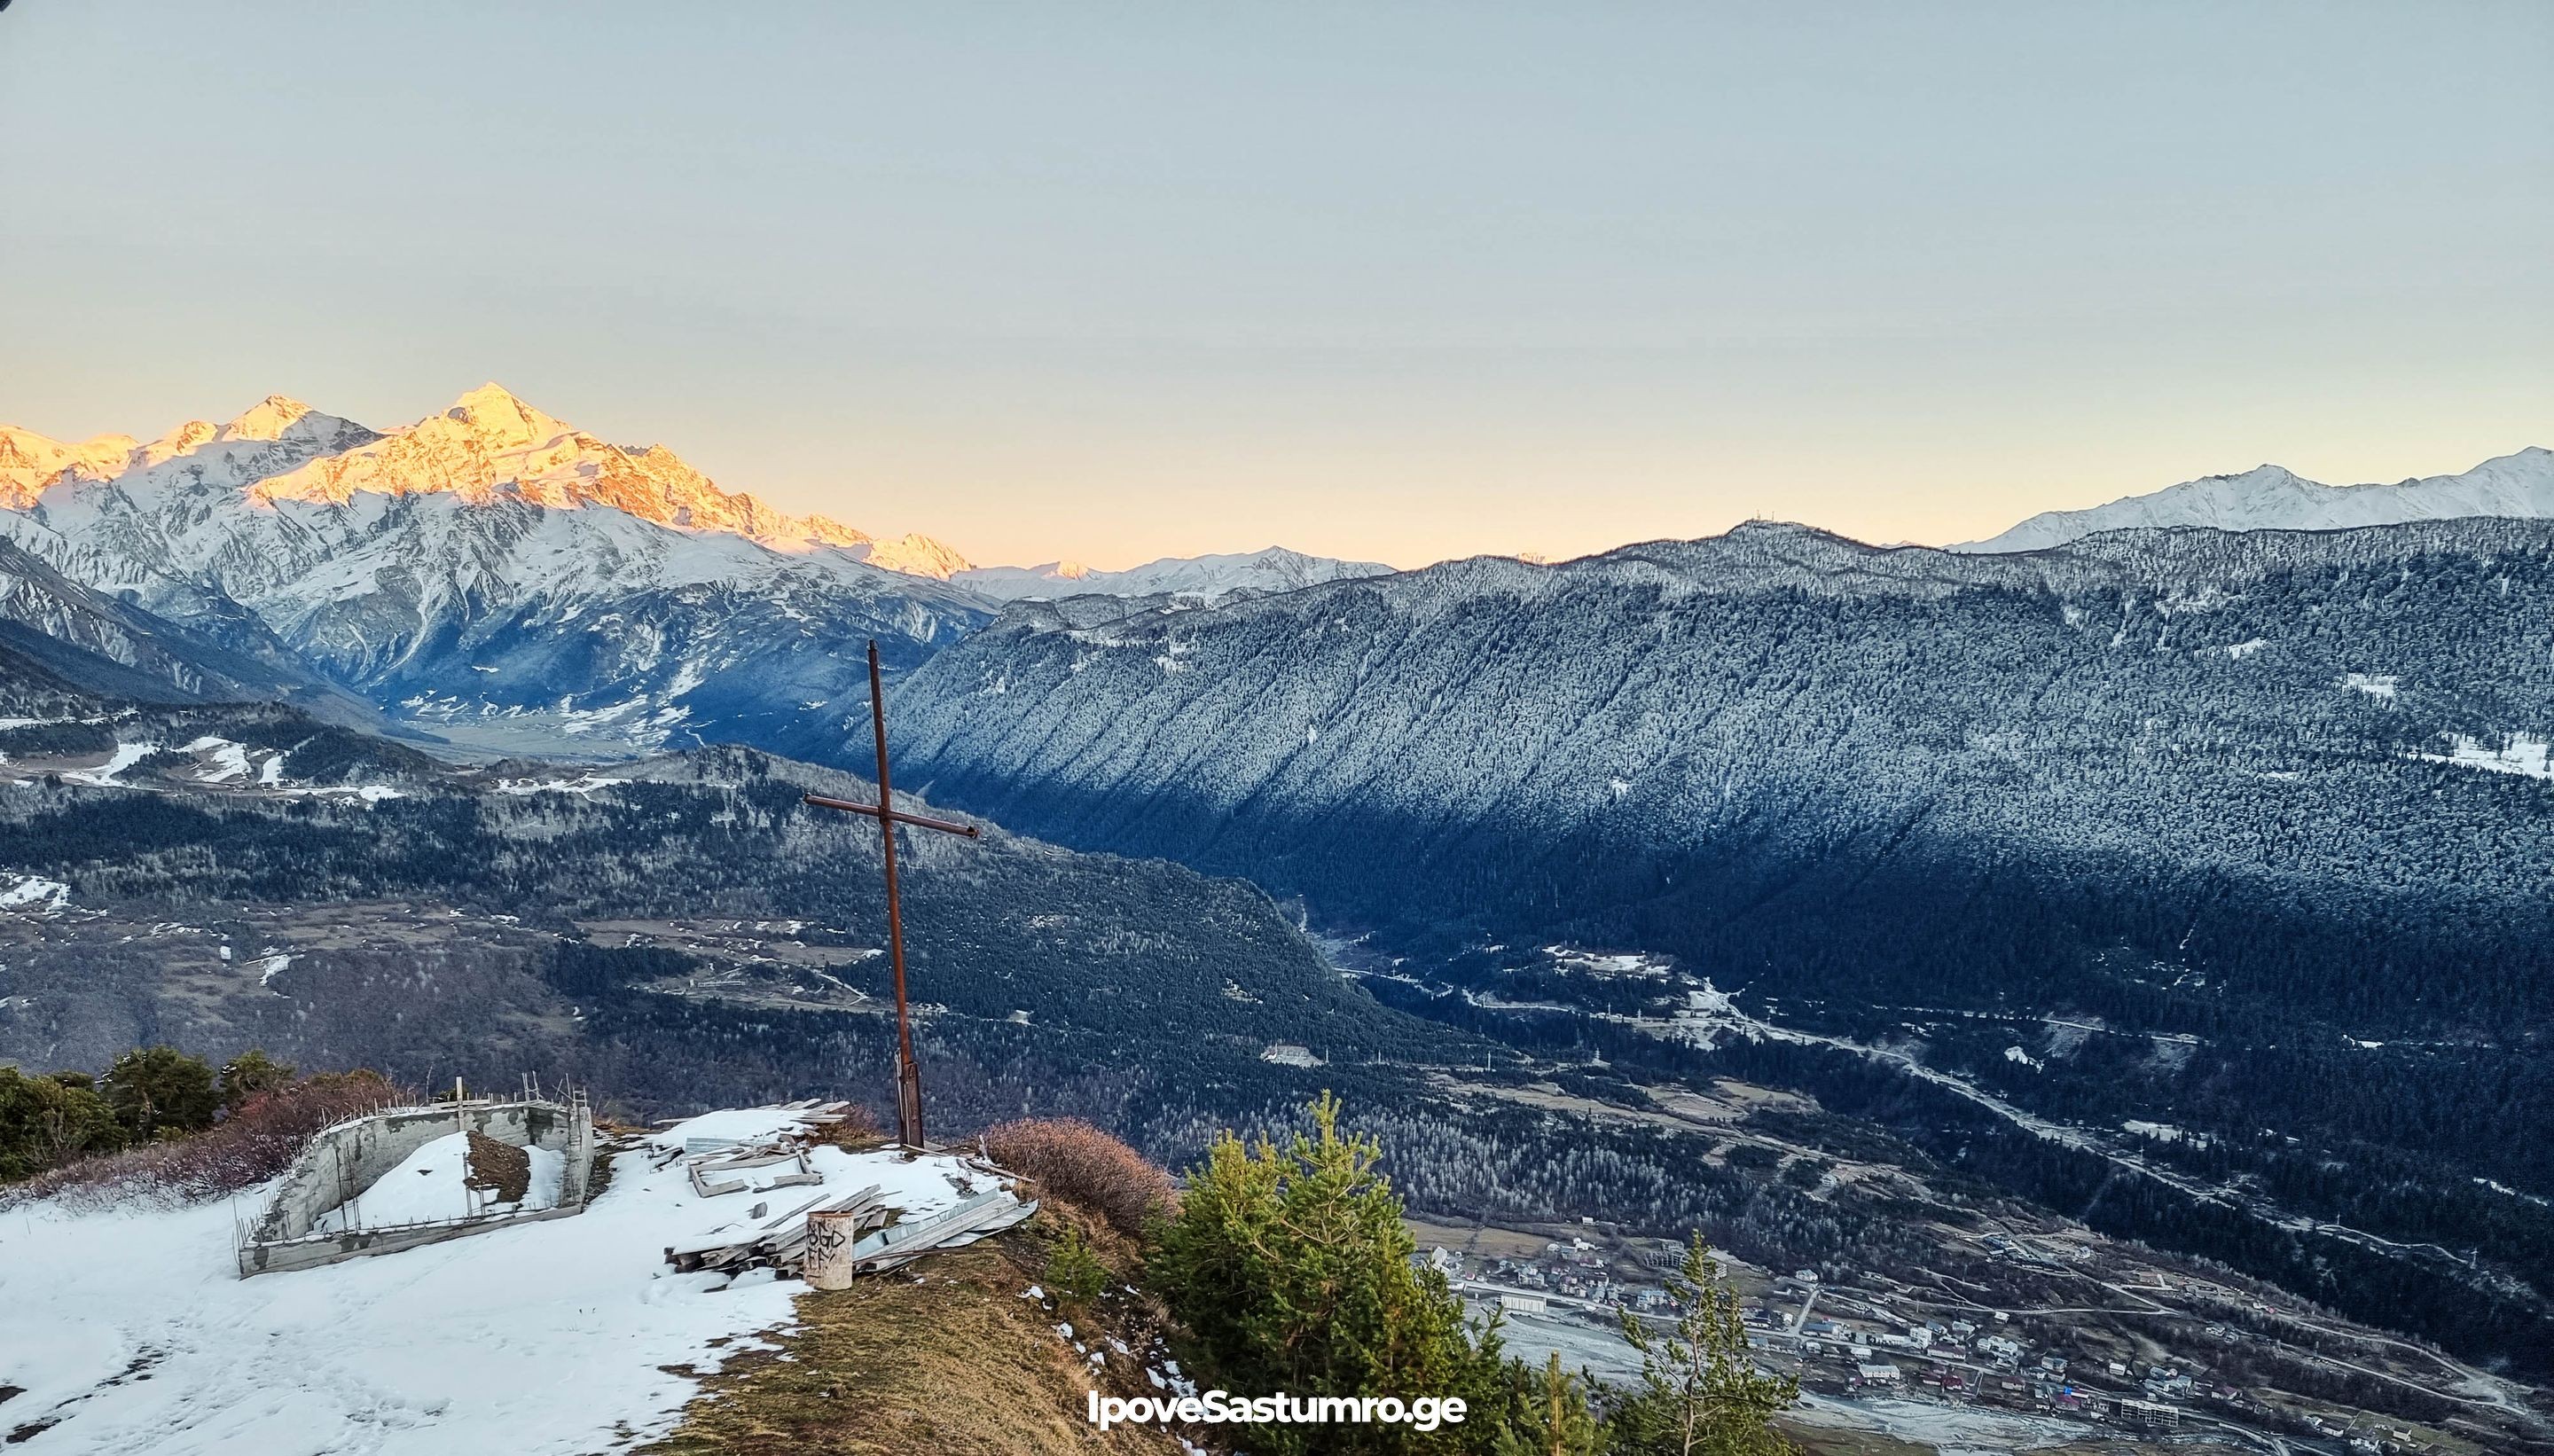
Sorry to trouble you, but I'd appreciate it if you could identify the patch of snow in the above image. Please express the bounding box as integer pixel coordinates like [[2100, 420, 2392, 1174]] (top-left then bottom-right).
[[2339, 672, 2398, 700], [2003, 1045, 2043, 1071], [2417, 732, 2552, 781], [63, 740, 158, 787], [0, 873, 71, 912], [183, 737, 255, 783], [0, 1106, 1013, 1455], [314, 1133, 566, 1233], [270, 783, 405, 804], [2224, 638, 2266, 660], [492, 775, 630, 796]]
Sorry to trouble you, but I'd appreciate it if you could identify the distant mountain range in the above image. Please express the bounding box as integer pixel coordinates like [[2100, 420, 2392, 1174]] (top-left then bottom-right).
[[0, 387, 1384, 756], [1961, 447, 2552, 552], [953, 547, 1393, 601], [0, 384, 2542, 783]]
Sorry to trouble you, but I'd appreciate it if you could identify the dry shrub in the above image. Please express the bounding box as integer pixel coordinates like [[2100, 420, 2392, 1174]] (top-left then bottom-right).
[[806, 1101, 886, 1149], [463, 1129, 532, 1203], [980, 1117, 1176, 1238], [7, 1069, 405, 1209]]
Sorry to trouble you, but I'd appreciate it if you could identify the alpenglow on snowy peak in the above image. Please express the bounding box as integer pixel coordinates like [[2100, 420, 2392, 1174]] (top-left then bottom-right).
[[1958, 447, 2554, 552], [236, 382, 974, 572], [0, 385, 997, 759]]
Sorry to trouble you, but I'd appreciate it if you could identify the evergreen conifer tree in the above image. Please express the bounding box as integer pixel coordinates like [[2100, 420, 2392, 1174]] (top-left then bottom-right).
[[1609, 1233, 1798, 1456], [1148, 1091, 1507, 1454]]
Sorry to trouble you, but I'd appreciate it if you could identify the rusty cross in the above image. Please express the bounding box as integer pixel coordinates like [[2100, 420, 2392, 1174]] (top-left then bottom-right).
[[802, 638, 979, 1150]]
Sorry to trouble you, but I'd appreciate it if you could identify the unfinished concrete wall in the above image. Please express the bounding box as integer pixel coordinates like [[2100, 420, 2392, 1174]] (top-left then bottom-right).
[[239, 1203, 586, 1276], [241, 1097, 597, 1272]]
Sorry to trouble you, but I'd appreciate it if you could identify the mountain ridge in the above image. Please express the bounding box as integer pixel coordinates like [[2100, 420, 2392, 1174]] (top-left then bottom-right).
[[1960, 446, 2553, 552]]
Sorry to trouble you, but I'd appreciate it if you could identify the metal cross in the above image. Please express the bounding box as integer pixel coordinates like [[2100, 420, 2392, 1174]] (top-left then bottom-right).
[[803, 639, 979, 1150]]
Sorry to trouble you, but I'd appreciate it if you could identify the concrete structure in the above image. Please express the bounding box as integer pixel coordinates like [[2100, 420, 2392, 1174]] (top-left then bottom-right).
[[804, 1206, 866, 1290], [236, 1094, 599, 1276]]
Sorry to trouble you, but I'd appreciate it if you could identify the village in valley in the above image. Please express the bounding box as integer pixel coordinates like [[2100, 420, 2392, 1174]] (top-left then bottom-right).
[[1410, 1207, 2530, 1456]]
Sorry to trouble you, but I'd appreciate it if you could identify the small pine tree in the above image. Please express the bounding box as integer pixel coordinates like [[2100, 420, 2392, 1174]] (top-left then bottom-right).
[[1609, 1233, 1798, 1456], [1490, 1352, 1605, 1456], [1148, 1091, 1506, 1454], [1047, 1221, 1108, 1308]]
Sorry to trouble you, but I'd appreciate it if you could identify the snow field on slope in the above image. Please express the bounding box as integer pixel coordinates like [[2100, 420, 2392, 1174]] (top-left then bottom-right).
[[0, 1108, 1002, 1455]]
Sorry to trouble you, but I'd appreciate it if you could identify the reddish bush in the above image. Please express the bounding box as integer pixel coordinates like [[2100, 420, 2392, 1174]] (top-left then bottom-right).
[[980, 1116, 1177, 1238], [9, 1069, 406, 1208]]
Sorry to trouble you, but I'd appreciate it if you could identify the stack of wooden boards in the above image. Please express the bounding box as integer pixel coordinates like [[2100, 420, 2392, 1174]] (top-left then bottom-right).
[[654, 1107, 1038, 1281], [664, 1182, 890, 1276]]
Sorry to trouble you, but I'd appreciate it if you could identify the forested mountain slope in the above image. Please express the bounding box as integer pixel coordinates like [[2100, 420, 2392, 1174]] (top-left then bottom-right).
[[0, 736, 1447, 1115], [888, 519, 2554, 1368], [892, 520, 2554, 1040]]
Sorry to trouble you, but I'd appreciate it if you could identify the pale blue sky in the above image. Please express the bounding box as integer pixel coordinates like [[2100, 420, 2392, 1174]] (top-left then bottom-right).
[[4, 3, 2548, 568]]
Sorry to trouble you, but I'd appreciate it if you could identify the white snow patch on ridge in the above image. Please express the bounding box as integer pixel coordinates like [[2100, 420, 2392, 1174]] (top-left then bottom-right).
[[0, 1107, 1008, 1454], [492, 774, 630, 796], [2417, 732, 2552, 781], [0, 873, 70, 912], [63, 740, 157, 787]]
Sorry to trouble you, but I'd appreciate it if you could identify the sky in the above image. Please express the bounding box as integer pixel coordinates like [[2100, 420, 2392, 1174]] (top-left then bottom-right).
[[4, 3, 2549, 570]]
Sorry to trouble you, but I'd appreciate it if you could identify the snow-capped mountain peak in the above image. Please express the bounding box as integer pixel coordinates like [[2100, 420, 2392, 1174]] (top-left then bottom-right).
[[0, 426, 144, 508], [1961, 448, 2554, 552], [0, 385, 998, 755], [230, 385, 973, 574], [222, 394, 319, 442], [441, 380, 568, 448]]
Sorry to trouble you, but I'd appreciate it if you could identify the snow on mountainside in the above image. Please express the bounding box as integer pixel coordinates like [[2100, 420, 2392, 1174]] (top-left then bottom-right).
[[1960, 447, 2554, 552], [0, 387, 991, 756], [954, 545, 1394, 601], [0, 536, 372, 716]]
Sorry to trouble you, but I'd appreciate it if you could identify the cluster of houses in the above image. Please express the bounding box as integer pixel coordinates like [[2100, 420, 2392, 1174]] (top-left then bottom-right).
[[1743, 1276, 2219, 1436], [1419, 1239, 1677, 1320]]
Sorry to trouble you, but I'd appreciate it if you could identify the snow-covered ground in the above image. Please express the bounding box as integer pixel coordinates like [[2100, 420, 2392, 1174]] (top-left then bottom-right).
[[2419, 732, 2552, 780], [61, 741, 157, 787], [308, 1134, 566, 1233], [0, 872, 70, 912], [0, 1108, 1006, 1454]]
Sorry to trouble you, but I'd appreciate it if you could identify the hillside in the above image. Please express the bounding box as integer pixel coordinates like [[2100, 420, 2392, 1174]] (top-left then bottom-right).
[[0, 709, 1459, 1130], [885, 516, 2554, 1374]]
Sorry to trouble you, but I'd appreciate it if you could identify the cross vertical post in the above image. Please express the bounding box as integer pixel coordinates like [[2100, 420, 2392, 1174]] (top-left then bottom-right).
[[802, 638, 980, 1150]]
